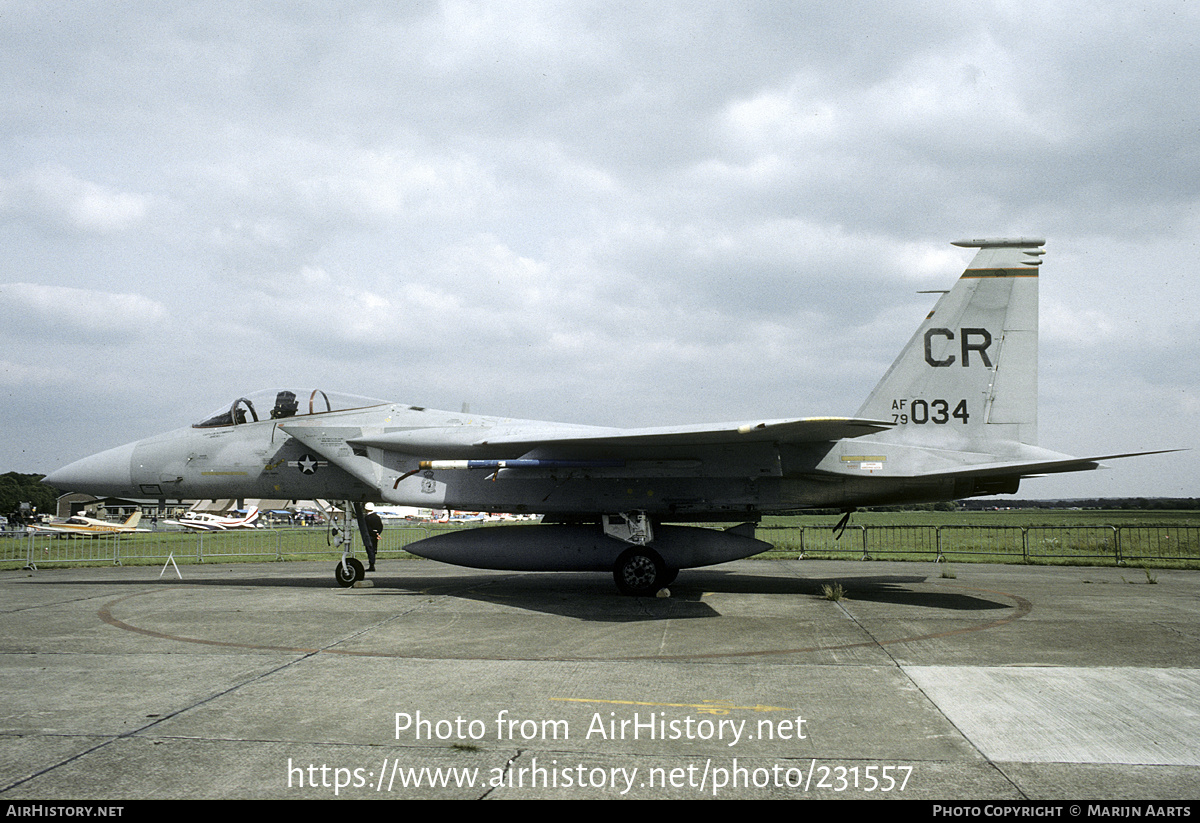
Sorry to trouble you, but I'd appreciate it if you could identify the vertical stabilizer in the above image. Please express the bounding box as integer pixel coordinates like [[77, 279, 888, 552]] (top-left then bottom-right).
[[856, 238, 1044, 451]]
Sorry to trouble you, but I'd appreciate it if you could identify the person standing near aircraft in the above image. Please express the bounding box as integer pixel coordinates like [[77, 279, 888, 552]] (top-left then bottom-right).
[[364, 504, 383, 572]]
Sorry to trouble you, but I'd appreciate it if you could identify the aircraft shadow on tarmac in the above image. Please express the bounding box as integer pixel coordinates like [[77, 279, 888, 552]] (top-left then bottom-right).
[[691, 570, 1015, 611], [19, 566, 1013, 623], [409, 569, 1015, 621]]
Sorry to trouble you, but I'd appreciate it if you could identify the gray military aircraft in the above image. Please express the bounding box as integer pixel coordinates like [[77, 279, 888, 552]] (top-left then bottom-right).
[[43, 238, 1162, 593]]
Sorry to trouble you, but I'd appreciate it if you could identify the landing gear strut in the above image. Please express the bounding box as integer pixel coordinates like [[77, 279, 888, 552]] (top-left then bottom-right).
[[329, 506, 365, 588], [605, 512, 675, 596]]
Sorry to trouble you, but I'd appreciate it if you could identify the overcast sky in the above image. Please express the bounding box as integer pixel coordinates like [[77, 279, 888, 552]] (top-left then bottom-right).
[[2, 1, 1196, 500]]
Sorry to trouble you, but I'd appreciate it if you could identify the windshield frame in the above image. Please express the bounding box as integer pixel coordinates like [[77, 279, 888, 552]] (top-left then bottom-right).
[[192, 389, 389, 428]]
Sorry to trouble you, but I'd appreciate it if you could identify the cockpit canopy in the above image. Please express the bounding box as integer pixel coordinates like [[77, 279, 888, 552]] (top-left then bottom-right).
[[193, 389, 388, 428]]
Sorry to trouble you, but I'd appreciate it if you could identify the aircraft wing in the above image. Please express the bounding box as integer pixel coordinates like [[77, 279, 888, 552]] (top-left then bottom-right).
[[354, 416, 894, 455], [175, 521, 223, 531]]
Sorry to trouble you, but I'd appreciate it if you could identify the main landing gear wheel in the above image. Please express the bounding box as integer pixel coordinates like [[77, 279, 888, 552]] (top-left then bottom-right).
[[613, 547, 666, 596], [334, 557, 365, 588]]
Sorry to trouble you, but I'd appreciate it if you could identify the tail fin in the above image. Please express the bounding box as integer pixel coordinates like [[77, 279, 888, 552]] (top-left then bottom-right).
[[123, 511, 142, 528], [856, 238, 1044, 451]]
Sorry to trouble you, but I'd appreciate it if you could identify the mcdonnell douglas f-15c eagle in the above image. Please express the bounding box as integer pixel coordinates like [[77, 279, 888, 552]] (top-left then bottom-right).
[[43, 238, 1164, 593]]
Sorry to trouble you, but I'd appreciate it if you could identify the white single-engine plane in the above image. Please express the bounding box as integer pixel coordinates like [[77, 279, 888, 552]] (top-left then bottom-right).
[[166, 506, 260, 531], [32, 512, 145, 537], [43, 239, 1166, 593]]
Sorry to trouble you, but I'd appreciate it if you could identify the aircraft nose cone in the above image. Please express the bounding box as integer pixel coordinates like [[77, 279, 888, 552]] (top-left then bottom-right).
[[42, 442, 137, 497]]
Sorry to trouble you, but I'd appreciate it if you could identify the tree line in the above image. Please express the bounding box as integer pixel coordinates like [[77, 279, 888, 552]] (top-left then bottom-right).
[[1, 473, 59, 521]]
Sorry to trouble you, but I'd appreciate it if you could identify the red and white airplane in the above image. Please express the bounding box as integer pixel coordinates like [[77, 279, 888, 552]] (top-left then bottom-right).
[[167, 507, 260, 531]]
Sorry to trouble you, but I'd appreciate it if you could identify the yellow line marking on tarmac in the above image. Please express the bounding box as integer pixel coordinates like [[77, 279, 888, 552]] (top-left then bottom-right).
[[551, 698, 791, 715]]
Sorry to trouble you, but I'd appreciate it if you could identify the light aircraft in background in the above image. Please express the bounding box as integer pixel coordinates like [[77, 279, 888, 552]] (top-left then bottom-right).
[[32, 512, 145, 537], [43, 239, 1168, 593], [166, 506, 259, 531]]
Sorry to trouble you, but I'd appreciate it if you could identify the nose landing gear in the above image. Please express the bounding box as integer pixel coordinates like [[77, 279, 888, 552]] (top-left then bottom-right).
[[329, 506, 366, 587], [335, 556, 365, 587]]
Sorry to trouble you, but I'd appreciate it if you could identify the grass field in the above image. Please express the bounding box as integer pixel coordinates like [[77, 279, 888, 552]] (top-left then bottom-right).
[[3, 510, 1198, 570]]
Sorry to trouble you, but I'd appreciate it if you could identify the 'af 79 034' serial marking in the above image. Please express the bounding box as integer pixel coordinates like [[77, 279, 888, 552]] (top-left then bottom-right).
[[891, 399, 970, 425]]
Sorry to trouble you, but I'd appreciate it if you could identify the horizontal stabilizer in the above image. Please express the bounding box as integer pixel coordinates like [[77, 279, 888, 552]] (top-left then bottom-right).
[[950, 237, 1046, 248], [907, 449, 1181, 481]]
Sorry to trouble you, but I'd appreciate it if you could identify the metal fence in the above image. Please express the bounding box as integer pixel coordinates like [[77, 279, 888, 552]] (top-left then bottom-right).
[[2, 522, 1198, 569], [0, 524, 452, 568], [755, 524, 1200, 565]]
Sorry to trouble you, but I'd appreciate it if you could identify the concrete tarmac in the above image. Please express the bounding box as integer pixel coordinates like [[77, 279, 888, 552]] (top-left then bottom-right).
[[1, 557, 1198, 800]]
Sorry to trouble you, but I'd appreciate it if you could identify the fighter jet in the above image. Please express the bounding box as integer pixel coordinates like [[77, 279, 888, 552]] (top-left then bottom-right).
[[42, 239, 1163, 593]]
